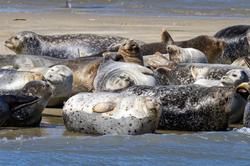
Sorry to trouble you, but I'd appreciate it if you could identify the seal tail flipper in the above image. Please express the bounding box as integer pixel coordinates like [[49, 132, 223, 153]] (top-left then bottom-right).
[[161, 29, 174, 44], [92, 102, 116, 113], [1, 95, 40, 113]]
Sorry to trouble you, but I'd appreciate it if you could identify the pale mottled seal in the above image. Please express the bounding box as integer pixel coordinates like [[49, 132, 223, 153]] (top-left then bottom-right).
[[161, 29, 226, 63], [5, 31, 135, 59], [0, 80, 52, 127], [21, 65, 74, 107], [122, 83, 250, 130], [167, 45, 208, 63], [63, 92, 161, 135], [93, 59, 157, 92], [194, 69, 249, 87], [214, 25, 250, 39]]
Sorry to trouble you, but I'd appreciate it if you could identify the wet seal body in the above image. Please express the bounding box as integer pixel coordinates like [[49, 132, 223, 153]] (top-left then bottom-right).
[[0, 81, 52, 127], [162, 29, 225, 63], [93, 59, 157, 92], [122, 83, 250, 130], [167, 45, 208, 63], [5, 31, 134, 59], [63, 92, 161, 135]]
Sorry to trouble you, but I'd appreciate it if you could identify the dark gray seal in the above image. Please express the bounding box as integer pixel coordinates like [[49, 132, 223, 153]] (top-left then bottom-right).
[[214, 25, 250, 39], [5, 31, 136, 59], [0, 80, 52, 127], [122, 83, 250, 131]]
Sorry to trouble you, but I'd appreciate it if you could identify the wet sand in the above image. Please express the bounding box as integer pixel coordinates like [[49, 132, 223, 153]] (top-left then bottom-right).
[[0, 11, 248, 137]]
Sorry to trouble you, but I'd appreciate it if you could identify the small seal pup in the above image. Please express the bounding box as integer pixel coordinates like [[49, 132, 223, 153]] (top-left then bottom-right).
[[167, 45, 208, 63], [63, 92, 161, 135], [93, 59, 157, 92], [214, 25, 250, 40], [122, 83, 250, 130], [161, 29, 226, 63], [103, 39, 144, 65], [194, 69, 249, 87], [5, 31, 136, 59], [0, 80, 52, 127]]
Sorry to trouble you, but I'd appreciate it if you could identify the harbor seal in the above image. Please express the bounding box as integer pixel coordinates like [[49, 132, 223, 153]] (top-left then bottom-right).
[[0, 80, 52, 127], [93, 59, 157, 92], [22, 65, 74, 107], [122, 83, 250, 130], [103, 39, 144, 65], [194, 69, 249, 87], [154, 63, 250, 86], [214, 25, 250, 39], [167, 45, 208, 63], [161, 29, 226, 63], [63, 92, 161, 135], [5, 31, 135, 59]]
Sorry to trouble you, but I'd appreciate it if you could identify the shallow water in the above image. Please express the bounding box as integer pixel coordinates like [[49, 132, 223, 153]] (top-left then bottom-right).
[[0, 115, 250, 165], [0, 0, 250, 18]]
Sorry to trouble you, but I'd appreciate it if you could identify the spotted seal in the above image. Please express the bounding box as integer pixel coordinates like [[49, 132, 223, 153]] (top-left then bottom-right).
[[63, 92, 161, 135], [162, 29, 226, 63], [93, 59, 157, 92], [154, 63, 250, 85], [21, 65, 74, 107], [194, 69, 249, 87], [0, 80, 52, 127], [122, 83, 250, 130], [4, 31, 139, 59], [167, 45, 208, 63], [214, 25, 250, 40]]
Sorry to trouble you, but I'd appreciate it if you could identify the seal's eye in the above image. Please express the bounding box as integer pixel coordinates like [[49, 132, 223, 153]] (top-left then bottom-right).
[[14, 36, 19, 40], [232, 74, 237, 77]]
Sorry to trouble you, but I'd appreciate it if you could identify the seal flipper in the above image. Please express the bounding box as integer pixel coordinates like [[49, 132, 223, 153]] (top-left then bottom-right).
[[161, 29, 174, 44], [92, 102, 116, 113], [1, 95, 40, 112]]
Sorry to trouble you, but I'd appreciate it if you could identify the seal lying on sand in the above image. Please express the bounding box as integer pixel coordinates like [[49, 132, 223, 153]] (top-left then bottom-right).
[[63, 92, 161, 135], [0, 80, 52, 127], [122, 83, 250, 130], [214, 25, 250, 39], [103, 39, 144, 65], [167, 45, 208, 63], [5, 31, 138, 59], [21, 65, 74, 107], [161, 29, 226, 63], [93, 59, 157, 92], [194, 69, 249, 87], [0, 54, 103, 94], [154, 63, 250, 85]]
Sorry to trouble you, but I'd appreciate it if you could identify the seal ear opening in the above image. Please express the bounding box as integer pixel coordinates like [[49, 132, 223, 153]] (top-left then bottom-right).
[[236, 82, 250, 100]]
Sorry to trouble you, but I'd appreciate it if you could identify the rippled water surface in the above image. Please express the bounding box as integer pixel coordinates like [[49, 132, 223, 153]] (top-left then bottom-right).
[[0, 0, 250, 18], [0, 116, 250, 166]]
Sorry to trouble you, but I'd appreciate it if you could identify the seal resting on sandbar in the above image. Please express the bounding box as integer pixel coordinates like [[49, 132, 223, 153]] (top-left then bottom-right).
[[93, 59, 157, 92], [4, 31, 140, 59], [161, 29, 226, 63], [122, 83, 250, 130], [167, 45, 208, 63], [0, 80, 52, 127], [194, 69, 249, 87], [63, 92, 161, 135]]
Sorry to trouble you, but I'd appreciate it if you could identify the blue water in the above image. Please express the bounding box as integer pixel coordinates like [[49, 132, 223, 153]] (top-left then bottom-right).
[[0, 0, 250, 18], [0, 125, 250, 166]]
